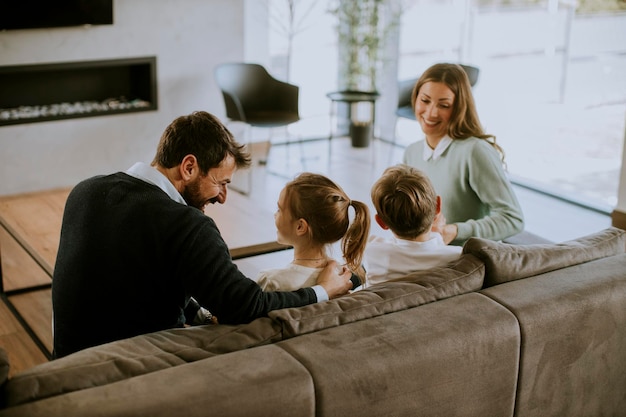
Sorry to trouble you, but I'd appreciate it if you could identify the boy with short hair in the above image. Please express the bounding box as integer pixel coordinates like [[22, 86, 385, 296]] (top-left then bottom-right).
[[364, 164, 461, 287]]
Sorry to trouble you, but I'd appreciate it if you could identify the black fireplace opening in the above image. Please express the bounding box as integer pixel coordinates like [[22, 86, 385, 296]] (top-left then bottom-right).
[[0, 56, 158, 126]]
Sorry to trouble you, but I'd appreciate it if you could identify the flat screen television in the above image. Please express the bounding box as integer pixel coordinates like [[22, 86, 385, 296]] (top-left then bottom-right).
[[0, 0, 114, 31]]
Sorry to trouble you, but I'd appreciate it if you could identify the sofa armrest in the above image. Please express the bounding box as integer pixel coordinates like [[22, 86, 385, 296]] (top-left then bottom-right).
[[464, 227, 625, 287]]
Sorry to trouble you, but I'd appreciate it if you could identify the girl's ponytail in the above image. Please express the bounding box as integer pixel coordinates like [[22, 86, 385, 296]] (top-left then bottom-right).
[[341, 199, 370, 281]]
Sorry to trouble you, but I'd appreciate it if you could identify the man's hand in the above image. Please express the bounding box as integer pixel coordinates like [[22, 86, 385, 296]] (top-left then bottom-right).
[[316, 260, 352, 299]]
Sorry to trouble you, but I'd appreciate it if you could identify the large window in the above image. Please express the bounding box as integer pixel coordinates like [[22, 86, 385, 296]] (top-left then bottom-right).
[[267, 0, 626, 211]]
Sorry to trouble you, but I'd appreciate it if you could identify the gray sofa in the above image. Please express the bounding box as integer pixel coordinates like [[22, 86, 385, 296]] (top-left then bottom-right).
[[1, 227, 625, 417]]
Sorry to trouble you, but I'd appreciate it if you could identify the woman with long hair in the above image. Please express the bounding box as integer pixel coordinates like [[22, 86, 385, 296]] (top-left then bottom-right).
[[403, 63, 524, 245]]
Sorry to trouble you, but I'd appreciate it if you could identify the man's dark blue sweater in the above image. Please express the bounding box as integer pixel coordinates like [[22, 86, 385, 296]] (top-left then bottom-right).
[[52, 173, 316, 358]]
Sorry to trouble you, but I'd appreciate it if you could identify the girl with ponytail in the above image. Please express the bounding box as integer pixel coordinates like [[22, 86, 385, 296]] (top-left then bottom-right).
[[257, 172, 370, 290]]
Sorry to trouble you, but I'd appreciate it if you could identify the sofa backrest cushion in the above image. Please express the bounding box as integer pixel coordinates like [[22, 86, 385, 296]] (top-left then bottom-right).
[[463, 227, 626, 288], [269, 253, 485, 338], [3, 317, 282, 407], [2, 344, 318, 417]]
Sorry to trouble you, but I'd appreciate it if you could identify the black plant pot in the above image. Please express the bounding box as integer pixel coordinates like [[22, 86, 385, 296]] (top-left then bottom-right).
[[349, 122, 372, 148]]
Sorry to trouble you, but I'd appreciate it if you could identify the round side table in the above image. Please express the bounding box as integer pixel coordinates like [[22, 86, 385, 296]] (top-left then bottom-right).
[[326, 90, 380, 152]]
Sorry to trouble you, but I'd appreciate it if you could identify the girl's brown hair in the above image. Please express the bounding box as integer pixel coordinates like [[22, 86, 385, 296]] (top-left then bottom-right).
[[283, 173, 370, 273], [411, 63, 505, 162]]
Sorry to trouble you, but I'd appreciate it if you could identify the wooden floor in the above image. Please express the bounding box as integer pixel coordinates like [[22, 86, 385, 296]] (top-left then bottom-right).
[[0, 136, 614, 377]]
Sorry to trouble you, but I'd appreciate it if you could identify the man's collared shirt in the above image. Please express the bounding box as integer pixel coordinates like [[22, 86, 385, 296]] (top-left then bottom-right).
[[126, 162, 186, 205]]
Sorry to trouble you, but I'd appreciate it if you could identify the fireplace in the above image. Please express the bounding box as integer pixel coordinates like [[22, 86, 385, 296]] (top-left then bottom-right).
[[0, 56, 157, 126]]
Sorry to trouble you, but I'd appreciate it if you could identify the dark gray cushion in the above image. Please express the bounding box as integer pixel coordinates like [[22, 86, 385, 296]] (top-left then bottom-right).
[[1, 345, 317, 417], [270, 254, 485, 338], [463, 227, 626, 287], [4, 318, 282, 407], [277, 293, 520, 417]]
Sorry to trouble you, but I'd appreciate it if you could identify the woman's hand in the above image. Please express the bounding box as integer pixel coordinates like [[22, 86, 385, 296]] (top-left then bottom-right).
[[432, 212, 458, 244], [432, 211, 446, 234], [440, 224, 458, 245]]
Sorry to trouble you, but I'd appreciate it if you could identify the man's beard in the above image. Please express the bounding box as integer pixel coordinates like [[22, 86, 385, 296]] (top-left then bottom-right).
[[181, 178, 218, 210]]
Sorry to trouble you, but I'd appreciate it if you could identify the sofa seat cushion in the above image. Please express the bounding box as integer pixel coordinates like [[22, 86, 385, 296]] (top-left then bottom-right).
[[270, 254, 484, 338], [277, 293, 520, 417], [3, 317, 282, 407], [463, 227, 625, 287], [0, 345, 317, 417]]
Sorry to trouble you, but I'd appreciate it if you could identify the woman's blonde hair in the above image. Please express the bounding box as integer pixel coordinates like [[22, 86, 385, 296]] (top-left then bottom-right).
[[371, 164, 437, 239], [283, 173, 370, 273], [411, 63, 505, 162]]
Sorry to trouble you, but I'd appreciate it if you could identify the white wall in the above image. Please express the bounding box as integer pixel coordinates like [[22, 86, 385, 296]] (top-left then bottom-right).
[[243, 0, 269, 68], [0, 0, 244, 196]]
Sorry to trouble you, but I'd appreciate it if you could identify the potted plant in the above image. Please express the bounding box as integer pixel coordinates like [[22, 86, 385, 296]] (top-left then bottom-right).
[[329, 0, 402, 146]]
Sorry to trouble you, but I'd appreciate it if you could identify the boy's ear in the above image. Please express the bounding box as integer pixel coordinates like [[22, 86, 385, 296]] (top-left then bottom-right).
[[295, 218, 309, 236], [436, 195, 442, 214], [374, 214, 389, 230]]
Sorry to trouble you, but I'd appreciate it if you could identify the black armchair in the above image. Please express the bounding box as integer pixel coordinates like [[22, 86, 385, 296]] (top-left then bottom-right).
[[214, 63, 302, 191], [214, 63, 300, 128]]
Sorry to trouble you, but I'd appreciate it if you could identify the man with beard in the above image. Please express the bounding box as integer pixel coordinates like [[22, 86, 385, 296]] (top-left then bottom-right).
[[52, 111, 353, 358]]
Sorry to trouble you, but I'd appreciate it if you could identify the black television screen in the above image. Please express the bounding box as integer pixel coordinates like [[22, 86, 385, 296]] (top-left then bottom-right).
[[0, 0, 113, 31]]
